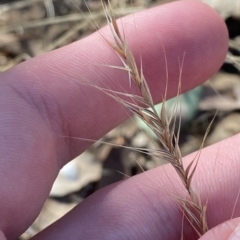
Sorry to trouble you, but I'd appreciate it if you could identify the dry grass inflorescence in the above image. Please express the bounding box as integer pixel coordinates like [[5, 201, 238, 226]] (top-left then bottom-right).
[[90, 1, 211, 237]]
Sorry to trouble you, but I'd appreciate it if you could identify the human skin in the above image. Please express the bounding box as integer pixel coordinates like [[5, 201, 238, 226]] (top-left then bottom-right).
[[0, 0, 238, 239]]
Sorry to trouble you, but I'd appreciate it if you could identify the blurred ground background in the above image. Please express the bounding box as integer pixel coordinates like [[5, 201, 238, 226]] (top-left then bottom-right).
[[0, 0, 240, 239]]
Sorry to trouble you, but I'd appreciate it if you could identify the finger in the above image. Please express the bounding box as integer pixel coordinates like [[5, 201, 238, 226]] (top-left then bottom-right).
[[0, 0, 228, 239], [199, 218, 240, 240], [31, 135, 240, 240], [0, 231, 6, 240], [2, 0, 228, 164]]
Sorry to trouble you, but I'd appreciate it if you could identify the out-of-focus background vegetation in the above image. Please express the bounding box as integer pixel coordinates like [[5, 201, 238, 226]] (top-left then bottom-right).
[[0, 0, 240, 238]]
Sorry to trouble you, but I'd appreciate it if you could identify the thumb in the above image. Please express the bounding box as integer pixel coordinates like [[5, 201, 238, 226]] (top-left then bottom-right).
[[199, 218, 240, 240]]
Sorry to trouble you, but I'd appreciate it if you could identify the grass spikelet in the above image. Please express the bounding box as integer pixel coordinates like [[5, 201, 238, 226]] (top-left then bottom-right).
[[97, 1, 209, 237]]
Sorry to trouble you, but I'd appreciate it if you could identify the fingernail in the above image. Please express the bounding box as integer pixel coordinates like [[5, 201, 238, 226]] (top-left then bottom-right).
[[229, 225, 240, 240]]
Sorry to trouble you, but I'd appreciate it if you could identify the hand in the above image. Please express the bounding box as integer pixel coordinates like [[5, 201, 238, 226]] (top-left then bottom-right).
[[0, 1, 234, 239]]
